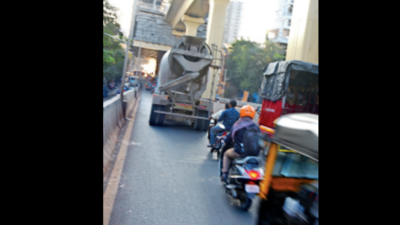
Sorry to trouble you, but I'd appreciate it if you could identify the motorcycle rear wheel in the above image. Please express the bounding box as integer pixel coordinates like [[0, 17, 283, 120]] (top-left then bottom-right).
[[239, 192, 252, 211]]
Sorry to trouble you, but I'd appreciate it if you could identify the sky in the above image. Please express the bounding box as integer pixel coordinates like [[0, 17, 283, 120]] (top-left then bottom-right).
[[236, 0, 278, 43], [107, 0, 279, 44], [107, 0, 134, 37]]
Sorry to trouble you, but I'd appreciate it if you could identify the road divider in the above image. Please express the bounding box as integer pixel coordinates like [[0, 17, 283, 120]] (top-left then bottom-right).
[[103, 87, 140, 175], [103, 90, 141, 225]]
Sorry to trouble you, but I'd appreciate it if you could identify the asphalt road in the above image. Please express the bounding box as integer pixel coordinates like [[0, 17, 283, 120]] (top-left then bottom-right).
[[107, 90, 260, 225]]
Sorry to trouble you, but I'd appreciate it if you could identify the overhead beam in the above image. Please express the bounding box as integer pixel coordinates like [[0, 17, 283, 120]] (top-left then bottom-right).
[[132, 40, 172, 52], [171, 0, 195, 28]]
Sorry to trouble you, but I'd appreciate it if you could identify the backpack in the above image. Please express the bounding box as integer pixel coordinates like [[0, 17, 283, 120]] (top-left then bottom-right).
[[240, 124, 261, 157]]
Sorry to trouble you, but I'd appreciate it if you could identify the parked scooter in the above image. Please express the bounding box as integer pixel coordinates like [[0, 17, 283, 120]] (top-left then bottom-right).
[[218, 140, 264, 210]]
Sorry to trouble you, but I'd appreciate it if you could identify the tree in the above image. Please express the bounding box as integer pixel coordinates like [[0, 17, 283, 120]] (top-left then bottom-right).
[[265, 32, 286, 61], [224, 36, 285, 99], [103, 0, 125, 84]]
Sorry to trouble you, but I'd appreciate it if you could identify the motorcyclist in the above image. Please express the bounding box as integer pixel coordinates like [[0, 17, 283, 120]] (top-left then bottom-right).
[[220, 105, 260, 182], [207, 103, 230, 140], [208, 100, 239, 148]]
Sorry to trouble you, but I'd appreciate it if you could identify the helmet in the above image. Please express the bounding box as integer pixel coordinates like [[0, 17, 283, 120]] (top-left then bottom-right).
[[240, 105, 256, 119]]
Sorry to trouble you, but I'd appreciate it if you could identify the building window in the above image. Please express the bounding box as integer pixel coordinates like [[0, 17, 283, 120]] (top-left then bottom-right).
[[288, 19, 291, 26]]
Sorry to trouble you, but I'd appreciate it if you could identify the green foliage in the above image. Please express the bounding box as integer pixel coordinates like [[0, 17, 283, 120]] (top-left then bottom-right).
[[103, 49, 115, 64], [224, 36, 285, 98], [103, 0, 125, 83]]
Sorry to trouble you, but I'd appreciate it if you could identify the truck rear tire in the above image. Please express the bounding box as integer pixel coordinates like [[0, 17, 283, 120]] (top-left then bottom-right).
[[149, 104, 166, 126], [194, 109, 209, 132]]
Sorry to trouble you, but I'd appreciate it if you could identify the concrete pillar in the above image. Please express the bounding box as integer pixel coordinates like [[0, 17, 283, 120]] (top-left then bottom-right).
[[181, 15, 205, 36], [172, 30, 185, 36], [285, 0, 318, 64], [202, 0, 230, 99]]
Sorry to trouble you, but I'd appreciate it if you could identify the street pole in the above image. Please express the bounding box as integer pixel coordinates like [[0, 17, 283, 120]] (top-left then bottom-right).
[[223, 69, 227, 98], [120, 0, 139, 109], [136, 39, 142, 84], [221, 52, 226, 98], [103, 33, 124, 42], [210, 70, 215, 102]]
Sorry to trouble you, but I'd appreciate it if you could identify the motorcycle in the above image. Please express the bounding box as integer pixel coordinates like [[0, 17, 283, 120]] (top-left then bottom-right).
[[218, 141, 264, 211], [150, 82, 156, 93]]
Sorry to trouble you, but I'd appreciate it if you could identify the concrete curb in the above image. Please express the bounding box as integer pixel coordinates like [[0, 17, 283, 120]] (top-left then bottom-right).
[[103, 89, 141, 177]]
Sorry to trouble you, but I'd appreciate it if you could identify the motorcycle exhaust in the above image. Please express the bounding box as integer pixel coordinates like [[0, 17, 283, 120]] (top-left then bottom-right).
[[226, 188, 237, 199]]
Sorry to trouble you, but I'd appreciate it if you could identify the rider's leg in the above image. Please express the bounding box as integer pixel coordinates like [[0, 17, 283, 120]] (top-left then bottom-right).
[[210, 125, 224, 145], [220, 142, 231, 158], [222, 148, 241, 173], [207, 125, 214, 140]]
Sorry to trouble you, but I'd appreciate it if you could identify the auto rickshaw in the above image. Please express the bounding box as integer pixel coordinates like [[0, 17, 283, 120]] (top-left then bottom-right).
[[258, 60, 318, 157], [257, 113, 318, 225]]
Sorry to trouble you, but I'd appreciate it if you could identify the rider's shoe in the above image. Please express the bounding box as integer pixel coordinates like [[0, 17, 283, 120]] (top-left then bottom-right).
[[221, 172, 228, 183]]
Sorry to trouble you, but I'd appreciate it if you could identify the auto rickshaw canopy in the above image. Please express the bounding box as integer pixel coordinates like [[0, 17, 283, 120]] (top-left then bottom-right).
[[261, 60, 318, 102], [273, 113, 318, 161]]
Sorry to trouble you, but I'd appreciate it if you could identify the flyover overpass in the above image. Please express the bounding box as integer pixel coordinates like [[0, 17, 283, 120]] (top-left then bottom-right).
[[130, 0, 318, 98]]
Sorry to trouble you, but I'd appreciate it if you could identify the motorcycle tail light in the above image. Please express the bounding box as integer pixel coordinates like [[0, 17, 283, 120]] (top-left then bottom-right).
[[247, 170, 260, 180]]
